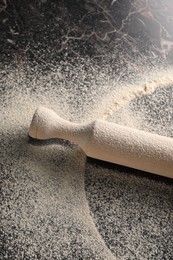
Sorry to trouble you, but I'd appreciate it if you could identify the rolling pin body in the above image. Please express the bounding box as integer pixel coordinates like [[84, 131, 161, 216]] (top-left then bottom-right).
[[29, 106, 173, 178]]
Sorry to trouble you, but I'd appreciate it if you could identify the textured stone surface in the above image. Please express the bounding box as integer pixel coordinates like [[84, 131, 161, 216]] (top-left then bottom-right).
[[0, 1, 173, 259]]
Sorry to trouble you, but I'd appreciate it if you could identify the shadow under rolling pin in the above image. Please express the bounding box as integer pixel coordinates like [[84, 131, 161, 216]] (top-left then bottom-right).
[[29, 106, 173, 179]]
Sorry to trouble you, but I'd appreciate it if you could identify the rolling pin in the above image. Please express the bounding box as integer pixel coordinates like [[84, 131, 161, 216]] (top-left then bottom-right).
[[29, 106, 173, 178]]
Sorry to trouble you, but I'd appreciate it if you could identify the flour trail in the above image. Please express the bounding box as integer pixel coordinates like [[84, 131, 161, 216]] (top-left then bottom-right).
[[86, 68, 173, 123]]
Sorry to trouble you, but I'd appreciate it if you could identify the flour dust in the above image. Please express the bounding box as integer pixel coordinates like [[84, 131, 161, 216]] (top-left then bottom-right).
[[0, 59, 173, 259]]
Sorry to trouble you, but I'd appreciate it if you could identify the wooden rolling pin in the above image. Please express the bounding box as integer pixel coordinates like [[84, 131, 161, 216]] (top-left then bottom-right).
[[29, 106, 173, 178]]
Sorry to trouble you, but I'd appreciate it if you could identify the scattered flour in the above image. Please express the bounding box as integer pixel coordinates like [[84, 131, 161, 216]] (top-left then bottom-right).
[[1, 61, 173, 259], [86, 68, 173, 122]]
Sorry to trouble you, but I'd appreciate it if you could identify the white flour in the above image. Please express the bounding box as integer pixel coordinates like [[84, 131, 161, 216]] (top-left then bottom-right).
[[1, 61, 173, 259]]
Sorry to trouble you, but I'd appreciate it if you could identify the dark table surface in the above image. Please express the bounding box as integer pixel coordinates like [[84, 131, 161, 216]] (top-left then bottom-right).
[[0, 1, 173, 259]]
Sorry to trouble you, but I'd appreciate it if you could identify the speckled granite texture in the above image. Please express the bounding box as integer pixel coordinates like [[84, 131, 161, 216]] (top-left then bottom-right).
[[0, 1, 173, 259]]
